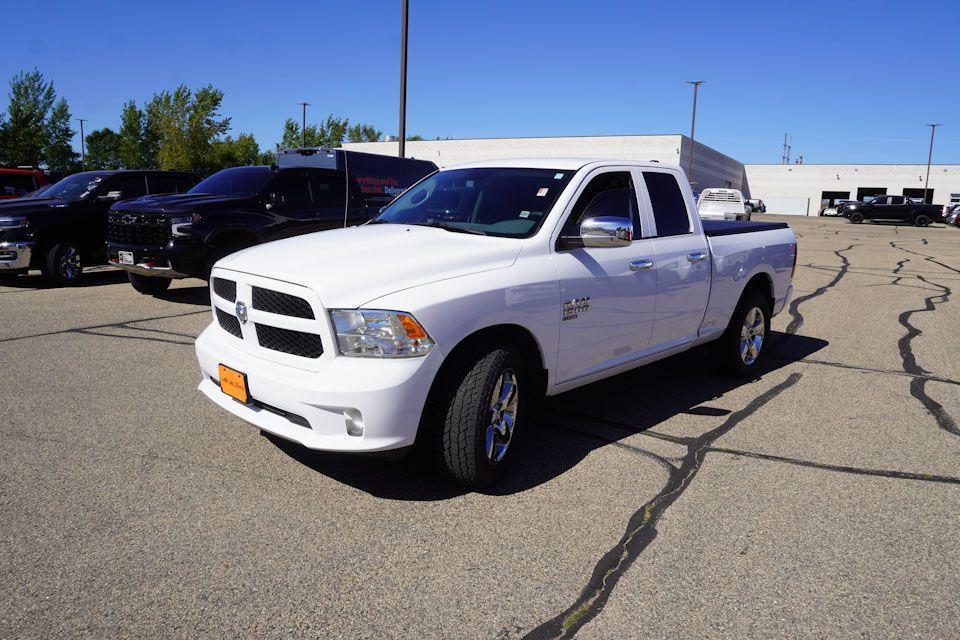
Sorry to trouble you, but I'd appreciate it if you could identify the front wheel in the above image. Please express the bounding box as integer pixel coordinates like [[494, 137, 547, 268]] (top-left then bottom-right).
[[127, 272, 172, 295], [40, 239, 83, 285], [913, 214, 932, 227], [717, 290, 771, 377], [434, 344, 526, 489], [849, 212, 864, 224]]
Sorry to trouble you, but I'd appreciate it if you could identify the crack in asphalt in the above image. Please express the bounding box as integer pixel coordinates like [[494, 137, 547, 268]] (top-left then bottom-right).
[[785, 244, 856, 336], [0, 310, 207, 346], [522, 373, 802, 640], [895, 274, 958, 436]]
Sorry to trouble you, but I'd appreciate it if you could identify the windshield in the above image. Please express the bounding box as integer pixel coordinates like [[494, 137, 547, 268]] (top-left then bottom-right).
[[374, 167, 576, 238], [41, 172, 108, 201], [189, 167, 272, 197]]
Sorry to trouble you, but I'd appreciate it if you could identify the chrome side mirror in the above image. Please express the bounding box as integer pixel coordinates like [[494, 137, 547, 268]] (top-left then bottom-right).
[[580, 216, 633, 247]]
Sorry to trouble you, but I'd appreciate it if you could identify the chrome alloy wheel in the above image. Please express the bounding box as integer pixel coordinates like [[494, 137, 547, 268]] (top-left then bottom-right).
[[739, 307, 765, 365], [59, 246, 82, 281], [486, 368, 519, 463]]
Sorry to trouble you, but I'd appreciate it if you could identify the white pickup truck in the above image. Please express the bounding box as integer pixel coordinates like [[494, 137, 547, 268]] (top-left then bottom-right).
[[195, 159, 796, 488], [698, 187, 749, 221]]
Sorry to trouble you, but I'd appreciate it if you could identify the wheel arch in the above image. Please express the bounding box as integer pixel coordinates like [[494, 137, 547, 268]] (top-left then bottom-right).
[[203, 226, 262, 249], [742, 270, 775, 313]]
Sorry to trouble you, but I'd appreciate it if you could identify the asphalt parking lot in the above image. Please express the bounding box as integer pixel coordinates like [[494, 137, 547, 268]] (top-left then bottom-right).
[[2, 215, 959, 639]]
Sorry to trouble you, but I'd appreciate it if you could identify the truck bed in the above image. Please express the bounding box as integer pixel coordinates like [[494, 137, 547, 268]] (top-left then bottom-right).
[[701, 220, 790, 237]]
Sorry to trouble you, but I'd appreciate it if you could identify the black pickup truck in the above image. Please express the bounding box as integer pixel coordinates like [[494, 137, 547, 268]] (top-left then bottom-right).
[[844, 195, 943, 226], [0, 170, 197, 285], [107, 149, 437, 295]]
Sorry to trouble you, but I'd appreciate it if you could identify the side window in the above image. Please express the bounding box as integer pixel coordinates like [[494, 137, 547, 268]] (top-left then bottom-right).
[[149, 173, 194, 194], [269, 171, 312, 207], [889, 196, 904, 205], [307, 169, 346, 208], [560, 171, 639, 240], [643, 171, 691, 237], [1, 174, 38, 197], [106, 174, 148, 200]]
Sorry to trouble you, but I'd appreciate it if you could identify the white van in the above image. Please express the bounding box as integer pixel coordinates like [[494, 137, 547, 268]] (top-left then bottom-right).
[[698, 188, 749, 221]]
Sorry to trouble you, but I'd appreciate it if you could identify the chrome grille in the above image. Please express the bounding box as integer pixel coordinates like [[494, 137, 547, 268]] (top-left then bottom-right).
[[255, 324, 323, 358], [216, 308, 242, 338], [252, 286, 314, 319], [212, 277, 236, 302]]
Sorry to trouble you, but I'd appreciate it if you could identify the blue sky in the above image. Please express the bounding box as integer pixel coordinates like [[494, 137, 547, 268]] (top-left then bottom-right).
[[3, 0, 957, 164]]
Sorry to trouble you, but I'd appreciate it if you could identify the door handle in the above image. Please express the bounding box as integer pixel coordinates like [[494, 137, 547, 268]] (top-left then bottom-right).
[[629, 259, 654, 271], [687, 252, 708, 263]]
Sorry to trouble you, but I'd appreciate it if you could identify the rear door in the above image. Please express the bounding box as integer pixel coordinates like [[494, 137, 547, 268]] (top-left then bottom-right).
[[554, 168, 658, 383], [641, 169, 711, 349]]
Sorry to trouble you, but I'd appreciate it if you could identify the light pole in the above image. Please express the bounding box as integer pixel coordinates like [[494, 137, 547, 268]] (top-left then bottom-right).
[[298, 102, 310, 148], [686, 81, 704, 186], [924, 123, 941, 204], [398, 0, 409, 158], [77, 118, 87, 171]]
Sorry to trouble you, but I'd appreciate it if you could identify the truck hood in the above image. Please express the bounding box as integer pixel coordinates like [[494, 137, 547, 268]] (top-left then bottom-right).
[[216, 223, 523, 308], [114, 193, 248, 213], [0, 196, 72, 215]]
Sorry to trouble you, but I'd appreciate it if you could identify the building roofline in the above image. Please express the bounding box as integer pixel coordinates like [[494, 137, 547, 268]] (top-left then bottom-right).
[[352, 133, 684, 143], [745, 163, 960, 167]]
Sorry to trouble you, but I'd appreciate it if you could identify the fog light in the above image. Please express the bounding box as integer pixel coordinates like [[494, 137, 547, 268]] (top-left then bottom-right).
[[344, 408, 364, 437]]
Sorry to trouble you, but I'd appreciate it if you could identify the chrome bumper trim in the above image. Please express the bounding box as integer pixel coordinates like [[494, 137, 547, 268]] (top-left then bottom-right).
[[0, 241, 33, 270]]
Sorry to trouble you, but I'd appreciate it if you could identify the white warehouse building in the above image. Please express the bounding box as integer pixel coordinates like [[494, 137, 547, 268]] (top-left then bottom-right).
[[344, 135, 960, 216]]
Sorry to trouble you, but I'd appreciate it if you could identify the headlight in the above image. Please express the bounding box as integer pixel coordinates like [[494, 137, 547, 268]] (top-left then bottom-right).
[[0, 216, 28, 229], [170, 214, 196, 237], [330, 309, 434, 358]]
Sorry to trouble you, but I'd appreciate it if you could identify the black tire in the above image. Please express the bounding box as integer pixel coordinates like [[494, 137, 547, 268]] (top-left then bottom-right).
[[913, 213, 932, 227], [433, 343, 527, 489], [40, 239, 83, 285], [127, 272, 172, 295], [744, 204, 754, 214], [716, 289, 771, 378], [849, 212, 864, 224]]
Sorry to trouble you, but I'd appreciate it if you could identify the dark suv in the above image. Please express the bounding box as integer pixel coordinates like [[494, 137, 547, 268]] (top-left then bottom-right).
[[0, 170, 197, 285], [107, 150, 437, 295], [844, 195, 943, 226]]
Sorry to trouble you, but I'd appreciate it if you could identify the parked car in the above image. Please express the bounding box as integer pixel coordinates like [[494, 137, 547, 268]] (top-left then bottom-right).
[[0, 170, 197, 284], [944, 204, 960, 226], [845, 195, 943, 226], [0, 167, 47, 199], [107, 149, 437, 295], [195, 158, 797, 488], [822, 199, 855, 216], [698, 188, 750, 221], [744, 198, 766, 214]]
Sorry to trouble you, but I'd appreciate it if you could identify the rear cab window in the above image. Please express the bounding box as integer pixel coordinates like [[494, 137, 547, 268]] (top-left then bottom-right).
[[643, 171, 691, 236]]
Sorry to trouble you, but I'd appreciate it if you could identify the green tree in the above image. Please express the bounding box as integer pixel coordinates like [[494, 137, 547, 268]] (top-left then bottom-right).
[[85, 127, 121, 170], [117, 100, 158, 169], [0, 69, 56, 167], [44, 97, 79, 173], [211, 132, 261, 168], [348, 123, 382, 143], [146, 84, 230, 173], [406, 134, 425, 141]]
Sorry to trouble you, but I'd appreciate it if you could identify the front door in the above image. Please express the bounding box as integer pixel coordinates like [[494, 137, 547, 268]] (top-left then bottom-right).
[[640, 169, 711, 347], [554, 169, 658, 383], [264, 170, 325, 240]]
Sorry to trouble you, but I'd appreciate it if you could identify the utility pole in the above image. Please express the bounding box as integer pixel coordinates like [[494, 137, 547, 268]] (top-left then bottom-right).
[[781, 134, 792, 165], [685, 81, 704, 184], [924, 123, 941, 204], [398, 0, 409, 158], [77, 118, 87, 171], [298, 102, 310, 148]]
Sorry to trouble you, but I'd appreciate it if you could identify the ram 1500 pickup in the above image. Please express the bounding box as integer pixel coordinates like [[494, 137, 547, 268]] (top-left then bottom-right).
[[195, 158, 797, 488]]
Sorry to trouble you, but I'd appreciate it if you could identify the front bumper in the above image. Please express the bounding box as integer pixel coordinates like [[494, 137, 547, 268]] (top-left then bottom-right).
[[195, 323, 445, 452], [107, 241, 204, 279], [0, 241, 33, 270]]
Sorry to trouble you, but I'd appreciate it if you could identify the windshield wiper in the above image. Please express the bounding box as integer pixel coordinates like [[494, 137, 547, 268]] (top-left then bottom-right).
[[412, 221, 488, 236]]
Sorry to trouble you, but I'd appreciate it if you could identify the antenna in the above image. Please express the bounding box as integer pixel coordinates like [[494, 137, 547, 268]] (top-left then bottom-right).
[[781, 134, 792, 165]]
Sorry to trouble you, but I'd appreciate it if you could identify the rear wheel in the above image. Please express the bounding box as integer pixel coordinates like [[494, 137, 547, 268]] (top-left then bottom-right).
[[849, 212, 864, 224], [913, 213, 932, 227], [127, 272, 172, 295], [744, 204, 754, 214], [717, 289, 770, 377], [40, 239, 83, 285], [433, 343, 526, 489]]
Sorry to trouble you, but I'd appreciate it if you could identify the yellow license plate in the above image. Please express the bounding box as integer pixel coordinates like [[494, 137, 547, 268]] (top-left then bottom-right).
[[218, 364, 249, 404]]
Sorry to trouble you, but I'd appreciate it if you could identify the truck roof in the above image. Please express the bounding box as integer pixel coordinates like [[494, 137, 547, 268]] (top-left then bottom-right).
[[447, 157, 682, 171]]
